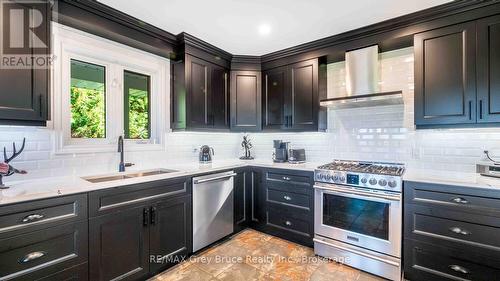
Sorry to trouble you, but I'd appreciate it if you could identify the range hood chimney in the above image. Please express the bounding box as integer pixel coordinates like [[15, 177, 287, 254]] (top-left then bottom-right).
[[320, 45, 403, 109]]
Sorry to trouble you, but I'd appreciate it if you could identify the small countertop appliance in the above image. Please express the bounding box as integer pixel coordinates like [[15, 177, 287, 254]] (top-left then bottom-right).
[[199, 145, 214, 163], [273, 140, 289, 163]]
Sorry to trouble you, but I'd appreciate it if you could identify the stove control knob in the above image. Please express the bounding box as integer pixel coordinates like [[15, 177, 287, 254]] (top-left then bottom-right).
[[369, 178, 377, 185], [325, 174, 332, 181], [388, 180, 398, 188], [332, 175, 338, 181], [361, 178, 368, 184], [339, 176, 346, 182], [378, 179, 387, 187]]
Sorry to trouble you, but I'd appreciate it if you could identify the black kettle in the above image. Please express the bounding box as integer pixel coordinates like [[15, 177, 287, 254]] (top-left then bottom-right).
[[199, 145, 214, 163]]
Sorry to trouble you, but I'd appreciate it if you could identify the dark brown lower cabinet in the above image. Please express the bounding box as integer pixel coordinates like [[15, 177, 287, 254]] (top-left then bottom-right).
[[234, 169, 250, 233], [89, 194, 192, 281], [89, 206, 150, 281], [149, 195, 192, 275]]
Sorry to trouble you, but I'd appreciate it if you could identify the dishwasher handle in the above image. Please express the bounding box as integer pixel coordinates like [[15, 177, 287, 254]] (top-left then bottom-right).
[[193, 173, 237, 184]]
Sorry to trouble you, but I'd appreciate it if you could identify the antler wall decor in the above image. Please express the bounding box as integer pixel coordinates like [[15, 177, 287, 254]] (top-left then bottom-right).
[[0, 138, 27, 189]]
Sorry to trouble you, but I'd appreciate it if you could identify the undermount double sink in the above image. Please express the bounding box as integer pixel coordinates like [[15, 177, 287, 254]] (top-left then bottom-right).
[[83, 169, 178, 183]]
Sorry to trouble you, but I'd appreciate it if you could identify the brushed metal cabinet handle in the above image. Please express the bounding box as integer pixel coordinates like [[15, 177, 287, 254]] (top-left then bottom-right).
[[285, 220, 292, 226], [451, 197, 469, 204], [449, 264, 469, 274], [19, 251, 46, 263], [22, 214, 45, 223], [282, 176, 291, 181], [283, 195, 292, 201], [449, 227, 470, 236]]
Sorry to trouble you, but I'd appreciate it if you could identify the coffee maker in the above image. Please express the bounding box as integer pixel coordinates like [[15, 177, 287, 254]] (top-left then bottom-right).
[[273, 140, 289, 163]]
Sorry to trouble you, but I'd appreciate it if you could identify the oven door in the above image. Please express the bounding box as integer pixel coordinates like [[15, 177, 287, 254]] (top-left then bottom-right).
[[314, 184, 401, 257]]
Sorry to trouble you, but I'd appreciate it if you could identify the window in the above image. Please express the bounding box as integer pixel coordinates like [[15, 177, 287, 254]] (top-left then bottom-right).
[[70, 60, 106, 138], [124, 71, 150, 139], [53, 23, 169, 153]]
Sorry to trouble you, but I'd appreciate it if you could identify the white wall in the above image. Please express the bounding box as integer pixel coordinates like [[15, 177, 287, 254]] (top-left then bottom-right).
[[1, 47, 499, 183]]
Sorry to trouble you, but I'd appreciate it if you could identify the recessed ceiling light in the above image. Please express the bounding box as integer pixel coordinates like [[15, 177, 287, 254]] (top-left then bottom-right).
[[257, 23, 271, 36]]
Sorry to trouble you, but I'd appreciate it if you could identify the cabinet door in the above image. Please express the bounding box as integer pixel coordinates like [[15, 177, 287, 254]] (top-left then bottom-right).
[[187, 55, 211, 128], [230, 70, 262, 131], [234, 170, 251, 233], [287, 59, 319, 131], [414, 22, 477, 126], [149, 195, 192, 274], [89, 206, 149, 281], [477, 15, 500, 123], [249, 170, 265, 226], [0, 1, 49, 125], [263, 66, 287, 130], [211, 65, 229, 128]]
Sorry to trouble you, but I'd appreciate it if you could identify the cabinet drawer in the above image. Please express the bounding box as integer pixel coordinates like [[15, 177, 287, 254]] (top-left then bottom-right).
[[404, 239, 500, 281], [266, 203, 312, 236], [267, 188, 310, 210], [404, 181, 500, 216], [0, 221, 88, 281], [0, 194, 87, 238], [405, 204, 500, 253], [89, 177, 190, 217], [267, 172, 310, 184]]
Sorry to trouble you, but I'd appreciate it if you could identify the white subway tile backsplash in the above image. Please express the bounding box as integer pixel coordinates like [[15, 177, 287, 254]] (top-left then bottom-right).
[[0, 46, 498, 182]]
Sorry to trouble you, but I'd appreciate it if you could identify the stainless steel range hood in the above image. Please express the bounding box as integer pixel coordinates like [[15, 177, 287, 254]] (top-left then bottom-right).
[[320, 45, 403, 109]]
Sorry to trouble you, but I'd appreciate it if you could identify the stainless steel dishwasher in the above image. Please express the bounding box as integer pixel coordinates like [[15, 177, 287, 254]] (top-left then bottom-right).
[[193, 170, 235, 252]]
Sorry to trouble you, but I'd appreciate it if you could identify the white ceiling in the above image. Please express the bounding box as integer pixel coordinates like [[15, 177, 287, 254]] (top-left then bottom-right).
[[98, 0, 452, 56]]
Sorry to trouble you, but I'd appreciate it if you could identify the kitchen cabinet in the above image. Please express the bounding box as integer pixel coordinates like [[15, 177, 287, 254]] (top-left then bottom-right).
[[249, 169, 265, 227], [230, 70, 262, 131], [260, 168, 314, 247], [262, 59, 319, 131], [234, 169, 250, 233], [172, 54, 229, 130], [0, 1, 50, 126], [89, 177, 192, 280], [263, 66, 287, 130], [414, 22, 477, 127], [403, 180, 500, 281], [477, 15, 500, 123], [89, 205, 150, 281]]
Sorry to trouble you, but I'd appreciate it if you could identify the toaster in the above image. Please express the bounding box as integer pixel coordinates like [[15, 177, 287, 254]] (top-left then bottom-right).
[[288, 149, 306, 164]]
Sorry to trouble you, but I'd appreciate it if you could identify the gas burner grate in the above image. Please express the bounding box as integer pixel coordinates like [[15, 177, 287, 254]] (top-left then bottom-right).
[[317, 160, 405, 176]]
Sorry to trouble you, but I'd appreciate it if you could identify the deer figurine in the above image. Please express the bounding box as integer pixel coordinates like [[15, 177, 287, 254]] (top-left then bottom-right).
[[0, 138, 27, 189]]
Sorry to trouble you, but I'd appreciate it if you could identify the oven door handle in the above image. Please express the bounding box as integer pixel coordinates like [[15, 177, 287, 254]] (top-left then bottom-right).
[[313, 238, 400, 267], [313, 185, 401, 202]]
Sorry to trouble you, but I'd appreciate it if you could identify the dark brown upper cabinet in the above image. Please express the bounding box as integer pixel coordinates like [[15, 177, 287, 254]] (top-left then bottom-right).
[[0, 1, 50, 126], [262, 59, 319, 131], [477, 15, 500, 123], [414, 22, 477, 127], [263, 66, 287, 130], [230, 70, 262, 132], [172, 55, 229, 130]]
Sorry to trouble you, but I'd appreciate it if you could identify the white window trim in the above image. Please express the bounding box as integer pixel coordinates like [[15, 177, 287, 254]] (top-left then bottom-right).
[[51, 22, 170, 154]]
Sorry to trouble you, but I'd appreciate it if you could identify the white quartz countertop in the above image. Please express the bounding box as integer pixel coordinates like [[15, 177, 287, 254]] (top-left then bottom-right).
[[0, 159, 321, 206], [403, 168, 500, 190]]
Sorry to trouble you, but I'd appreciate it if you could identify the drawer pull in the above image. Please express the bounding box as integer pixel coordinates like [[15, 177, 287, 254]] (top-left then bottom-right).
[[451, 197, 469, 204], [282, 176, 291, 181], [449, 227, 470, 236], [285, 220, 292, 226], [283, 195, 292, 201], [19, 251, 46, 263], [22, 214, 45, 223], [449, 264, 469, 274]]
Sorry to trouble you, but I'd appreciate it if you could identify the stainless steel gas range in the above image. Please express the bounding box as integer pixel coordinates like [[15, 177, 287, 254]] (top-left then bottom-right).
[[313, 160, 405, 281]]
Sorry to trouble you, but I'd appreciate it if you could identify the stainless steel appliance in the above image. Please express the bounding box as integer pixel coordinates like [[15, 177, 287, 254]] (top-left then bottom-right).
[[199, 145, 214, 163], [193, 171, 235, 252], [313, 160, 405, 281], [288, 148, 306, 164], [273, 140, 289, 163]]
